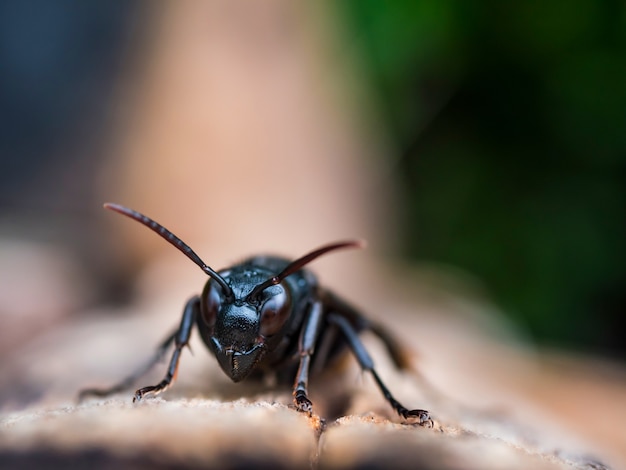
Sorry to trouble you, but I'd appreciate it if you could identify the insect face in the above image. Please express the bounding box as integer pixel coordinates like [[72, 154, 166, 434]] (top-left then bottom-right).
[[201, 270, 292, 382]]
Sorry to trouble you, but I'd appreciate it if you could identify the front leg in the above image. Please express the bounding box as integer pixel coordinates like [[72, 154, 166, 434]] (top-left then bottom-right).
[[134, 295, 200, 401], [292, 300, 324, 414]]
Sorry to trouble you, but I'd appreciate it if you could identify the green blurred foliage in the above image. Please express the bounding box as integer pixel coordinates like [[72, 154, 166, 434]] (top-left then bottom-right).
[[338, 0, 626, 356]]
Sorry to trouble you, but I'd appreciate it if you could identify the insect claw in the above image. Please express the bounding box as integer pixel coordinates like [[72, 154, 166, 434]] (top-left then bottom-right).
[[404, 408, 433, 427], [294, 391, 313, 415], [133, 386, 152, 402]]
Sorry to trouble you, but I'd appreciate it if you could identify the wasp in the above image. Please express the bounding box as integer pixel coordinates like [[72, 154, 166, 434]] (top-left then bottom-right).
[[80, 203, 431, 425]]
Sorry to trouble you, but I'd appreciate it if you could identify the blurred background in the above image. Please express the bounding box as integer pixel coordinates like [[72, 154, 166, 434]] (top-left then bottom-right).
[[337, 0, 626, 358], [1, 0, 624, 358], [1, 0, 626, 467]]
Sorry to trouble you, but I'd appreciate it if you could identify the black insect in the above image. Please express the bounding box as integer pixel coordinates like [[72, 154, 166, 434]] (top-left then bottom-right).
[[79, 203, 431, 425]]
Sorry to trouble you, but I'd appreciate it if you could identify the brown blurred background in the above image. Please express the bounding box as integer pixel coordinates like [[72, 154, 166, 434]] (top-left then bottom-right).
[[0, 1, 625, 468]]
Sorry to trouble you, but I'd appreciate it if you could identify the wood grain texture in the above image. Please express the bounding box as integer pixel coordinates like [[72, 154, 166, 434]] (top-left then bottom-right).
[[0, 397, 607, 469], [0, 296, 619, 469]]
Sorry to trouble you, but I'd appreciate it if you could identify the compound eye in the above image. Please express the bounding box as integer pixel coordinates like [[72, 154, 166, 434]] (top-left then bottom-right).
[[201, 281, 223, 328], [259, 288, 291, 337]]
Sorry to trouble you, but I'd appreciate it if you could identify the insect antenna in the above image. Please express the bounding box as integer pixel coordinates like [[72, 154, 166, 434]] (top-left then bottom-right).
[[103, 203, 234, 299], [247, 240, 365, 300]]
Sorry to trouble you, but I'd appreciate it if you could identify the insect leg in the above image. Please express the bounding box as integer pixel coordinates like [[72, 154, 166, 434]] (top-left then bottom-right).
[[321, 290, 412, 370], [327, 313, 432, 426], [367, 321, 414, 371], [292, 300, 324, 414], [78, 329, 176, 402], [133, 295, 200, 402]]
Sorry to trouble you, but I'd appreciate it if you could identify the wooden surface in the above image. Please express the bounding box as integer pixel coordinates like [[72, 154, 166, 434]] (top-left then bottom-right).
[[1, 275, 623, 469], [0, 400, 584, 469]]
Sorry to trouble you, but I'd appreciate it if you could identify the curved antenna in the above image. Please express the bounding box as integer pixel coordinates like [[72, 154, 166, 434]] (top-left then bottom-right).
[[103, 203, 233, 299], [247, 240, 365, 301]]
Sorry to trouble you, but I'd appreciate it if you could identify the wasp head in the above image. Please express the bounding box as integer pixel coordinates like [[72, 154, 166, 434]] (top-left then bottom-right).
[[201, 270, 291, 382]]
